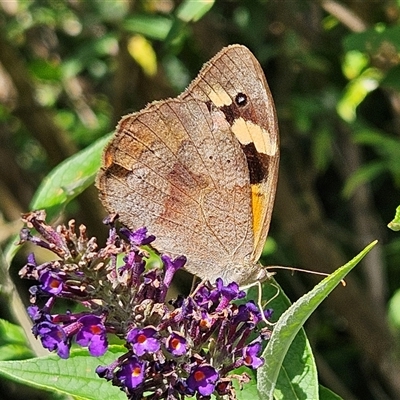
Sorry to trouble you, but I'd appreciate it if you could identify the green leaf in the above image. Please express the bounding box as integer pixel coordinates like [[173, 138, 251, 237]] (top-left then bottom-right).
[[388, 205, 400, 231], [0, 319, 32, 361], [388, 288, 400, 331], [28, 59, 62, 81], [340, 128, 400, 194], [319, 384, 343, 400], [0, 344, 33, 362], [123, 14, 173, 40], [257, 241, 378, 399], [256, 280, 319, 400], [353, 127, 400, 155], [337, 68, 381, 122], [30, 133, 111, 214], [62, 35, 119, 78], [274, 327, 317, 399], [0, 346, 126, 400], [176, 0, 215, 22], [343, 26, 400, 54], [342, 161, 385, 197], [312, 126, 333, 172], [0, 319, 29, 346], [4, 134, 111, 264], [381, 65, 400, 91], [164, 0, 215, 49], [233, 367, 259, 400], [342, 50, 369, 80]]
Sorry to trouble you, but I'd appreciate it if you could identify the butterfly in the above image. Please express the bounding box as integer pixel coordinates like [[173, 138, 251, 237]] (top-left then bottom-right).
[[97, 44, 279, 285]]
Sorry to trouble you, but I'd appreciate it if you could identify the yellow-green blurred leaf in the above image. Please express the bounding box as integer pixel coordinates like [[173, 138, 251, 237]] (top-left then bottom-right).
[[388, 206, 400, 231], [127, 35, 157, 76], [176, 0, 215, 22]]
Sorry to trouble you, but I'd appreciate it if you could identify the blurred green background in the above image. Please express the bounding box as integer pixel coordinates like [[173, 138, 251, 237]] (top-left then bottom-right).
[[1, 1, 400, 399]]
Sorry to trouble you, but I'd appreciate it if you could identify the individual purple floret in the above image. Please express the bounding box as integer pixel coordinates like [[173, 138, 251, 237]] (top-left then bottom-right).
[[36, 321, 70, 359], [187, 364, 219, 396], [75, 315, 108, 357], [127, 326, 160, 357], [116, 357, 146, 389], [165, 332, 187, 356]]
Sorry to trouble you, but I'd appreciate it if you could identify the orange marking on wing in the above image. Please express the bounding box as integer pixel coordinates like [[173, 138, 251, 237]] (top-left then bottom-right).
[[251, 184, 265, 250]]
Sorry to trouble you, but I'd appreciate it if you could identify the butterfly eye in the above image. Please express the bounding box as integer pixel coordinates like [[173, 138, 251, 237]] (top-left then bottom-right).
[[235, 93, 248, 107]]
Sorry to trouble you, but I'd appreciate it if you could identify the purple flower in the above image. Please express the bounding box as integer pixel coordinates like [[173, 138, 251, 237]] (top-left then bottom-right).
[[242, 341, 264, 369], [214, 279, 245, 311], [36, 321, 70, 359], [232, 301, 262, 326], [198, 310, 215, 331], [118, 250, 146, 286], [193, 286, 211, 307], [96, 359, 120, 381], [19, 213, 272, 400], [40, 271, 64, 295], [166, 332, 187, 356], [264, 308, 274, 320], [27, 305, 41, 321], [27, 252, 37, 266], [76, 315, 108, 356], [187, 364, 219, 396], [96, 365, 113, 380], [161, 254, 187, 291], [19, 211, 70, 258], [120, 226, 155, 246], [127, 326, 160, 356], [116, 357, 146, 389]]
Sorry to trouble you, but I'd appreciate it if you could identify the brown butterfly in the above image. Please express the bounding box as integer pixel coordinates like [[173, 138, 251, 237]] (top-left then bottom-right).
[[97, 44, 279, 285]]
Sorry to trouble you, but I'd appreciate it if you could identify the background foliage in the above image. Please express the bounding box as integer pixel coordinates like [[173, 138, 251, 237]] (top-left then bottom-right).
[[1, 0, 400, 399]]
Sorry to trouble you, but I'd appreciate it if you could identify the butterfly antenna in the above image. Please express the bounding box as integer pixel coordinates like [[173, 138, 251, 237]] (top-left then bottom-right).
[[266, 265, 346, 287]]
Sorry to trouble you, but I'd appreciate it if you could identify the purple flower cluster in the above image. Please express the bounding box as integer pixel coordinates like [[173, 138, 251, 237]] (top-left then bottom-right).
[[19, 211, 272, 400]]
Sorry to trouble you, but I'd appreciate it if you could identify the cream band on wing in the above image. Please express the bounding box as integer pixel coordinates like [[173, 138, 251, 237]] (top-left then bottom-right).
[[231, 117, 277, 156], [207, 85, 233, 107]]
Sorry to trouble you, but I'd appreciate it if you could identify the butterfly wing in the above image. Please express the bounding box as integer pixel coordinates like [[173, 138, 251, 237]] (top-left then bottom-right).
[[180, 45, 280, 263]]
